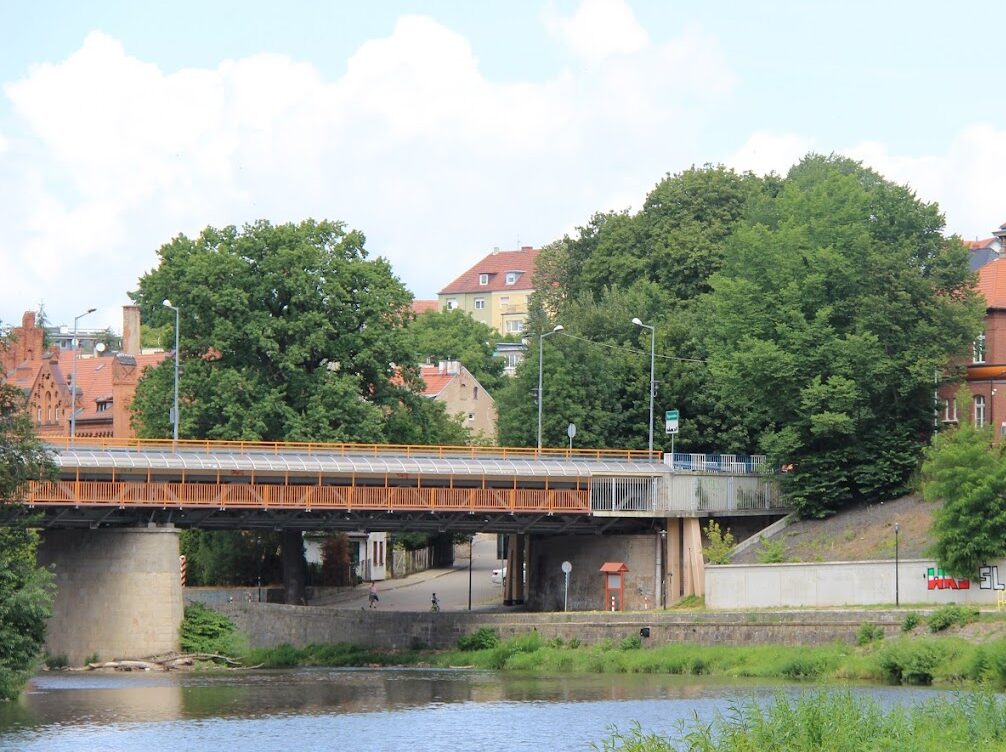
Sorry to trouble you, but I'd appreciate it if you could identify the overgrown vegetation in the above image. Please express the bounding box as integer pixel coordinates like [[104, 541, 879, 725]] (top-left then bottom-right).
[[901, 612, 920, 632], [180, 603, 249, 656], [598, 692, 1006, 751], [856, 623, 884, 645], [927, 604, 979, 633], [702, 521, 735, 565], [457, 627, 500, 651], [755, 537, 786, 564]]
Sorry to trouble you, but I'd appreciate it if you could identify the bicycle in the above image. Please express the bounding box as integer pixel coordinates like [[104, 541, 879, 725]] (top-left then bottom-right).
[[430, 593, 440, 612]]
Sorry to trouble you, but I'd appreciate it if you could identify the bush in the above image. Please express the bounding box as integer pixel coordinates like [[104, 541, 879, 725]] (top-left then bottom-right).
[[857, 623, 885, 645], [620, 635, 642, 651], [901, 612, 920, 633], [703, 520, 735, 564], [755, 537, 786, 564], [44, 654, 67, 670], [180, 602, 249, 657], [928, 604, 979, 633], [876, 639, 948, 685], [458, 628, 500, 651]]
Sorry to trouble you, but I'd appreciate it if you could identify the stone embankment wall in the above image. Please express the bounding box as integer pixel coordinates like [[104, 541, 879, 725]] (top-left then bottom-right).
[[220, 603, 904, 651]]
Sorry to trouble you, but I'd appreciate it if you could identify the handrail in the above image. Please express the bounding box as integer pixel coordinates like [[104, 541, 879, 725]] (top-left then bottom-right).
[[44, 436, 660, 462]]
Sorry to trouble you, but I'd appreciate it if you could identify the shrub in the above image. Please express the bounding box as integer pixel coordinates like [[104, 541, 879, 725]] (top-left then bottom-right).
[[180, 602, 249, 657], [755, 537, 786, 564], [703, 520, 735, 564], [857, 623, 885, 645], [620, 635, 642, 651], [876, 639, 948, 685], [928, 604, 979, 633], [44, 654, 67, 670], [901, 612, 920, 633], [458, 627, 500, 651]]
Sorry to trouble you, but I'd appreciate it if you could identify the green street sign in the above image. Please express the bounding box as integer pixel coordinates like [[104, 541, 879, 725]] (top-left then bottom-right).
[[665, 409, 679, 434]]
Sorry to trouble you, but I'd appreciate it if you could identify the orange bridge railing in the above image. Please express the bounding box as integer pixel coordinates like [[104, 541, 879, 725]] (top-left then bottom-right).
[[26, 481, 592, 514]]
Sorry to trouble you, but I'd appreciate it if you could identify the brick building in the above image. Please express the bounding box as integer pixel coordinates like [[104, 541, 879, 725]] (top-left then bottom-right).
[[3, 307, 167, 438]]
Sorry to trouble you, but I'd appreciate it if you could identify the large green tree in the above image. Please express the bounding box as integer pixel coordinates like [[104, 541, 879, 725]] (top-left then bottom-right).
[[702, 155, 983, 516], [131, 219, 466, 445], [406, 309, 506, 394], [0, 382, 55, 700]]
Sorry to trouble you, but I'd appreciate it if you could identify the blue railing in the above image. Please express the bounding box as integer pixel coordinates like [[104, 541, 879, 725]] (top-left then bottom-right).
[[664, 453, 767, 475]]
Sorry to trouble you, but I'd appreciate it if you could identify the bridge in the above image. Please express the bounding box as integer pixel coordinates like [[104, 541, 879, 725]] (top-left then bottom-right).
[[23, 437, 788, 666]]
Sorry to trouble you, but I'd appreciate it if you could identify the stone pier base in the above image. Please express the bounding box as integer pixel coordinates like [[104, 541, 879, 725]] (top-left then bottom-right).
[[38, 526, 183, 665]]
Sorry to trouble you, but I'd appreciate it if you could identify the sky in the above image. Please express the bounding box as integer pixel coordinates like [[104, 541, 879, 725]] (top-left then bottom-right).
[[3, 0, 1006, 332]]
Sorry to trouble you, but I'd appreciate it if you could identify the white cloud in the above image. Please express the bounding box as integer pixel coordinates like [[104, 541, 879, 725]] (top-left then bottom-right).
[[0, 5, 736, 330], [542, 0, 649, 63], [727, 131, 816, 176]]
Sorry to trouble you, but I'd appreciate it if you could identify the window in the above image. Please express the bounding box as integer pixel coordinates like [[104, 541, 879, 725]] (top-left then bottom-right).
[[499, 296, 510, 306], [505, 319, 525, 333], [504, 352, 522, 370], [479, 273, 489, 285], [974, 333, 987, 363], [473, 386, 479, 400], [474, 298, 486, 310], [447, 299, 458, 310], [975, 395, 986, 427], [505, 272, 517, 284], [943, 398, 957, 422]]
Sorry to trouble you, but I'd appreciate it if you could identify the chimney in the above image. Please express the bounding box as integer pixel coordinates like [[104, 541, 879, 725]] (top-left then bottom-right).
[[122, 305, 141, 356]]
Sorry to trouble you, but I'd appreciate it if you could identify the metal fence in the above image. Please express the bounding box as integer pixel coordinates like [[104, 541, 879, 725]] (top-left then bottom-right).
[[589, 476, 655, 512], [664, 453, 767, 475]]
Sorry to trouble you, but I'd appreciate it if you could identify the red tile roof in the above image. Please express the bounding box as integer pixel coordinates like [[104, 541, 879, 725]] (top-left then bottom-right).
[[416, 365, 454, 397], [438, 247, 539, 295], [411, 300, 440, 316], [978, 257, 1006, 309], [967, 237, 996, 250]]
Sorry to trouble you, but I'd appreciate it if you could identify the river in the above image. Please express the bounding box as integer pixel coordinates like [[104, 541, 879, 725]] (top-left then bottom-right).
[[0, 668, 958, 751]]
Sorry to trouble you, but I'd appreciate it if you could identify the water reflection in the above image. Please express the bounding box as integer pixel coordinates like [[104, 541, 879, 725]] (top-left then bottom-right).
[[0, 669, 956, 752]]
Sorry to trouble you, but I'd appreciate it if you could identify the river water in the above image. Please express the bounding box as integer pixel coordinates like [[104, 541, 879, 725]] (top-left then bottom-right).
[[0, 668, 957, 751]]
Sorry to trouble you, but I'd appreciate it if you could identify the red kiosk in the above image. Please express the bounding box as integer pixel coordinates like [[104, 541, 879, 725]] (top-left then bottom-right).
[[599, 561, 628, 611]]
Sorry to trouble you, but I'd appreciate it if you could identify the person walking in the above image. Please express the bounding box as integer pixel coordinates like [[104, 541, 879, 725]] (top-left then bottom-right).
[[368, 582, 379, 608]]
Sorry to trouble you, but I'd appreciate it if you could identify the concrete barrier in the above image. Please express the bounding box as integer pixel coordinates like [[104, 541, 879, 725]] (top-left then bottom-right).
[[706, 558, 1006, 609]]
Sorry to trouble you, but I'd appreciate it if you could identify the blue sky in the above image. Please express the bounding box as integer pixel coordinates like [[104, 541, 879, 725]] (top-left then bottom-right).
[[2, 0, 1005, 330]]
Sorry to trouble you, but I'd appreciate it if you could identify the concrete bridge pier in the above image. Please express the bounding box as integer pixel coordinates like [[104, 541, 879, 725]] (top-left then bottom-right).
[[503, 534, 527, 606], [664, 517, 705, 600], [281, 530, 308, 605], [37, 526, 183, 666]]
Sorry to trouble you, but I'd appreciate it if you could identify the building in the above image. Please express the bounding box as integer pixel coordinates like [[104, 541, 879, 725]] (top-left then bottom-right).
[[437, 246, 539, 336], [966, 225, 1006, 271], [417, 361, 497, 441], [411, 300, 440, 316], [3, 307, 167, 438]]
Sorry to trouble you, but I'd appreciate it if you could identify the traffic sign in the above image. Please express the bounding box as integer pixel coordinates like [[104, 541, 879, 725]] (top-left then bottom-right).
[[665, 409, 679, 434]]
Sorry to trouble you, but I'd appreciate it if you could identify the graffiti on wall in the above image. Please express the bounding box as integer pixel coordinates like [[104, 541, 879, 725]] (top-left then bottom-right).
[[980, 565, 1005, 591], [926, 567, 970, 590]]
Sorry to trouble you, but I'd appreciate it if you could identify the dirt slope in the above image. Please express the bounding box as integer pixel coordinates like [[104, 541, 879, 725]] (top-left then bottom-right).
[[730, 494, 936, 564]]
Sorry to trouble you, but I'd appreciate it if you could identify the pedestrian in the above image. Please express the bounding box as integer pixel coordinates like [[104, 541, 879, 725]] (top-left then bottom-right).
[[368, 582, 379, 608]]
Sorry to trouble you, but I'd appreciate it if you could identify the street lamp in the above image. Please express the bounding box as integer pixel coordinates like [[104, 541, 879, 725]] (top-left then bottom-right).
[[537, 324, 564, 451], [162, 300, 180, 442], [632, 317, 655, 454], [895, 522, 900, 607], [69, 307, 96, 445]]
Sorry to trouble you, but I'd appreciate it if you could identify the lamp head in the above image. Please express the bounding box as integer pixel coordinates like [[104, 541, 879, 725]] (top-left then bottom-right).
[[162, 299, 173, 308], [553, 324, 564, 332], [632, 317, 643, 327], [86, 307, 96, 314]]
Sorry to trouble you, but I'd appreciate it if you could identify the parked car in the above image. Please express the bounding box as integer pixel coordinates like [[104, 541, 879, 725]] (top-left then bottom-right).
[[491, 566, 506, 585]]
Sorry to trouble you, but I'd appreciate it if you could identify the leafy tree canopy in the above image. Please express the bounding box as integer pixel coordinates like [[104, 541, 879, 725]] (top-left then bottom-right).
[[0, 382, 55, 700], [130, 219, 467, 445], [406, 309, 506, 394]]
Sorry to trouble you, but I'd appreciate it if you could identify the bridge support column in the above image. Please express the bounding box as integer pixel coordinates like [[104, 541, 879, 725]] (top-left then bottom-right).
[[37, 526, 183, 666], [504, 534, 526, 606], [281, 530, 307, 605], [682, 518, 705, 598]]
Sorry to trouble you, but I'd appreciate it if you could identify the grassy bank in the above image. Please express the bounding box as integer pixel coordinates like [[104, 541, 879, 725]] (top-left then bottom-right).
[[598, 691, 1006, 751]]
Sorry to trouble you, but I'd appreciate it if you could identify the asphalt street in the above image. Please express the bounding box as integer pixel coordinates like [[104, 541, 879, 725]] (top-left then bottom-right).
[[312, 533, 507, 612]]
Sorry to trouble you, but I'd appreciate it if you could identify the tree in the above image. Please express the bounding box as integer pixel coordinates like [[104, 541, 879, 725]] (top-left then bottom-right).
[[702, 154, 983, 516], [0, 382, 55, 700], [130, 219, 466, 445], [923, 420, 1006, 578], [406, 309, 506, 394]]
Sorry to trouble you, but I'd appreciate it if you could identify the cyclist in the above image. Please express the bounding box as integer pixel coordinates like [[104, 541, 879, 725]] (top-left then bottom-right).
[[430, 593, 440, 612]]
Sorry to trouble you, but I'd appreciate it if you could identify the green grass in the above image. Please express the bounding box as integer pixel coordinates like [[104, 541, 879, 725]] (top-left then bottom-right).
[[597, 691, 1006, 751]]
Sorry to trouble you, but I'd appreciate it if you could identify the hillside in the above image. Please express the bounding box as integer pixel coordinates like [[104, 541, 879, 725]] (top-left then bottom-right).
[[729, 494, 936, 564]]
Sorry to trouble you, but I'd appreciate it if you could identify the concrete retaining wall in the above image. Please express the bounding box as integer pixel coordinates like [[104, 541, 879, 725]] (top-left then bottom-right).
[[219, 603, 904, 651], [706, 558, 1006, 609], [38, 526, 183, 665]]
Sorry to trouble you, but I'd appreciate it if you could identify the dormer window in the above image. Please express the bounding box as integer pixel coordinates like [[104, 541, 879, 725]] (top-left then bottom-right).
[[505, 272, 518, 285], [479, 273, 489, 285]]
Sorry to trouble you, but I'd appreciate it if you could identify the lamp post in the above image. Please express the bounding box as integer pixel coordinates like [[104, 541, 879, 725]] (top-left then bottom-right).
[[632, 317, 655, 454], [895, 522, 900, 607], [537, 324, 564, 451], [162, 300, 180, 442], [69, 307, 96, 445]]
